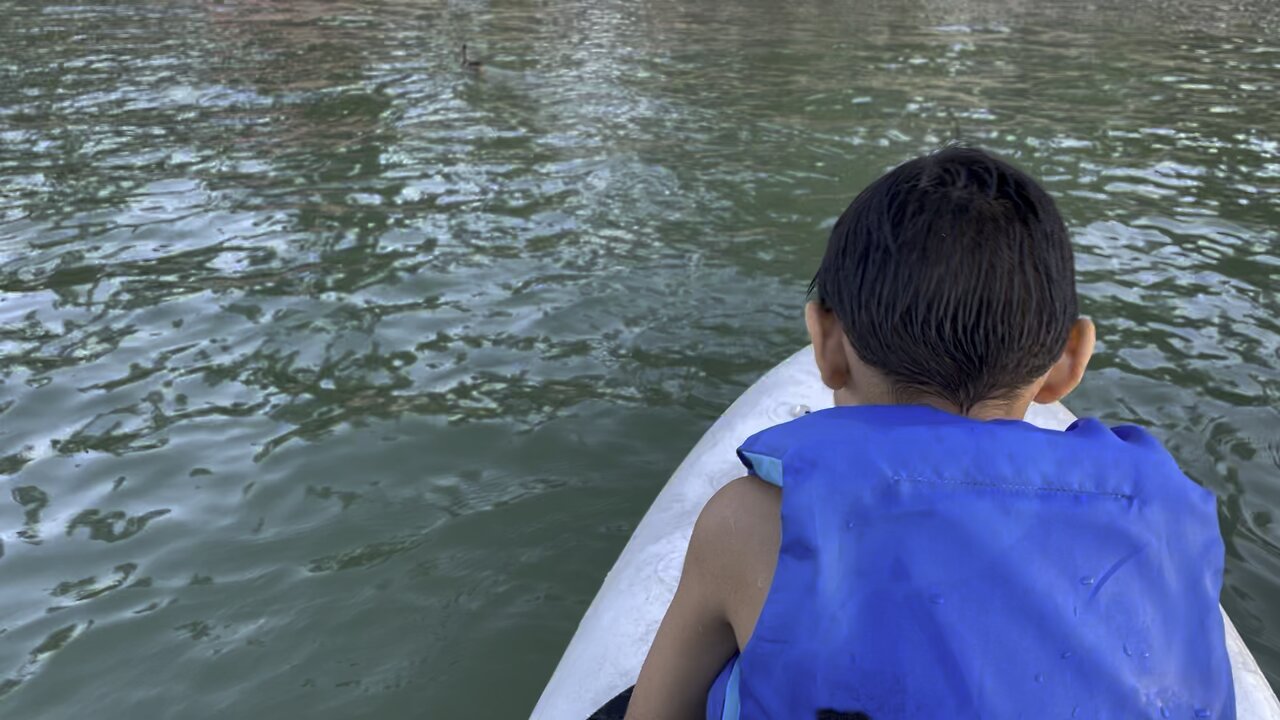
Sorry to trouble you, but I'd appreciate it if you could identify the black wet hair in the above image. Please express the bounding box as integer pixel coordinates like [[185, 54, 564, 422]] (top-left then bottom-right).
[[810, 146, 1078, 412]]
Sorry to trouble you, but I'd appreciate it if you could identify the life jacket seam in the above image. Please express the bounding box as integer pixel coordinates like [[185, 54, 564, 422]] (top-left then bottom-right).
[[890, 474, 1134, 501]]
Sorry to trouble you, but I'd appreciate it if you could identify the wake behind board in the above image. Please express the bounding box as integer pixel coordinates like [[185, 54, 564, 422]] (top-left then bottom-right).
[[532, 347, 1280, 719]]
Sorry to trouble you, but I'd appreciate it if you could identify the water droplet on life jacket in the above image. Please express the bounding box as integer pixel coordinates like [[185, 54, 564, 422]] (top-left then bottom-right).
[[1160, 708, 1171, 718], [1061, 651, 1073, 659], [1123, 643, 1133, 656], [791, 404, 811, 417], [1035, 673, 1044, 683], [1080, 576, 1095, 586], [929, 593, 945, 605], [1072, 707, 1080, 718], [1195, 710, 1211, 718]]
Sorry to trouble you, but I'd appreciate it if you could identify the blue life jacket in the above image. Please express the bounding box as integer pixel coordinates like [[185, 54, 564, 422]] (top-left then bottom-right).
[[706, 404, 1234, 720]]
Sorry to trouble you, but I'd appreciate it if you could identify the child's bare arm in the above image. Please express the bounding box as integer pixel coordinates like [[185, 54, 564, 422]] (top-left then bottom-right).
[[626, 478, 780, 720]]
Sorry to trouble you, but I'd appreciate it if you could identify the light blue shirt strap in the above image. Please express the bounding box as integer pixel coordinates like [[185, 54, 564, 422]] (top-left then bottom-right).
[[737, 450, 784, 487], [720, 657, 741, 720], [705, 654, 738, 719]]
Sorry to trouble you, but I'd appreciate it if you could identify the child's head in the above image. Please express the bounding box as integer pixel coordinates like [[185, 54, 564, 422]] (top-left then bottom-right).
[[807, 146, 1095, 416]]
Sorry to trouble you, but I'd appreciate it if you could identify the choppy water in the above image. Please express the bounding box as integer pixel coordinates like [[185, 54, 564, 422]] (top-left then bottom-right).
[[0, 0, 1277, 716]]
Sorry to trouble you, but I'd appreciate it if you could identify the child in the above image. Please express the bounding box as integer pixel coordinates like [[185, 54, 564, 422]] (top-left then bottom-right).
[[625, 148, 1234, 719]]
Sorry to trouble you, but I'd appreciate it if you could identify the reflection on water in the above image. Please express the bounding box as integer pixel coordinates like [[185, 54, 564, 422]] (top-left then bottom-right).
[[0, 0, 1277, 716]]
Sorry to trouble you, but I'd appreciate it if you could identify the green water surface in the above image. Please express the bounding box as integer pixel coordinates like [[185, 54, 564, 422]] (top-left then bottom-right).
[[1, 0, 1277, 716]]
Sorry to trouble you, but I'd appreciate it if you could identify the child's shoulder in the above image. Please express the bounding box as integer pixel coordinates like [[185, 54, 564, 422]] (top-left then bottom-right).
[[690, 477, 781, 633], [700, 476, 780, 527], [695, 476, 780, 553]]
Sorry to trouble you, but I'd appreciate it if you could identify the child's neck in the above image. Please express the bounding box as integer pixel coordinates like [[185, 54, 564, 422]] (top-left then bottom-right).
[[833, 389, 1034, 422], [834, 348, 1042, 422]]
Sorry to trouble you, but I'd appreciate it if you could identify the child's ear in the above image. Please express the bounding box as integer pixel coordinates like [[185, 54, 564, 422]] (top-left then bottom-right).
[[1034, 318, 1096, 405], [805, 301, 851, 391]]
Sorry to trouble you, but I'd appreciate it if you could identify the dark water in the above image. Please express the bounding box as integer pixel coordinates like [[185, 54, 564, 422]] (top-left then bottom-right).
[[1, 0, 1277, 716]]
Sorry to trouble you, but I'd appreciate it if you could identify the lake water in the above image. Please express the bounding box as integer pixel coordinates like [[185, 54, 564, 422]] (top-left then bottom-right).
[[1, 0, 1277, 716]]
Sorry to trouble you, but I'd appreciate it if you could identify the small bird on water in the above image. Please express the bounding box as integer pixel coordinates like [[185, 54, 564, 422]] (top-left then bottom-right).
[[460, 44, 482, 71]]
